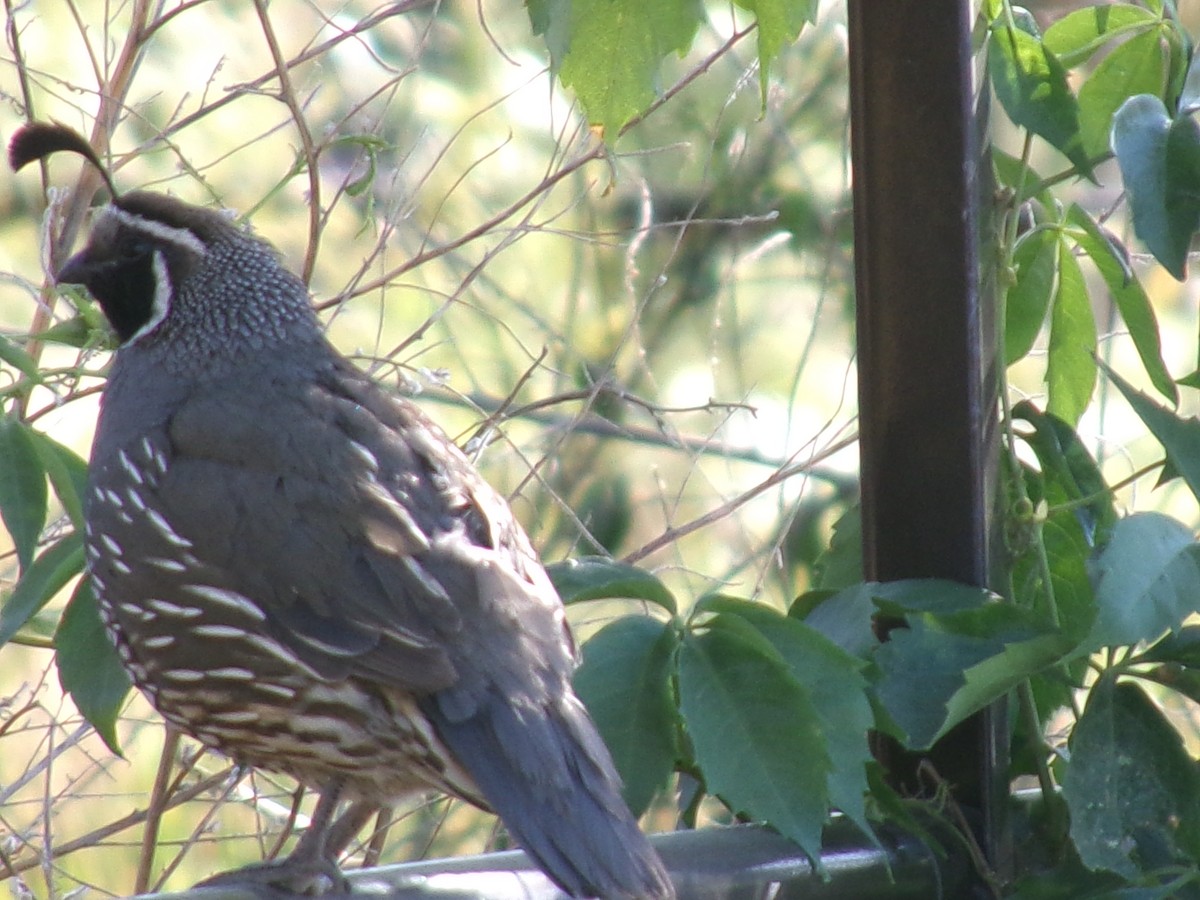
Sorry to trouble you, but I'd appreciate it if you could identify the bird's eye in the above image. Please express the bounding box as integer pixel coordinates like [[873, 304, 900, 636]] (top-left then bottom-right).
[[121, 238, 154, 262]]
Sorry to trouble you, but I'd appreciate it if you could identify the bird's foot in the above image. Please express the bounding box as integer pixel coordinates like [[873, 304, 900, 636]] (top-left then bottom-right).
[[194, 857, 351, 897]]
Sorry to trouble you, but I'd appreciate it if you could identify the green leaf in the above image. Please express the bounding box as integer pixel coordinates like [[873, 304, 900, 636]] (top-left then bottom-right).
[[1065, 204, 1176, 404], [677, 619, 831, 865], [1006, 227, 1059, 365], [28, 432, 89, 529], [1104, 362, 1200, 504], [33, 316, 95, 349], [989, 24, 1093, 178], [1046, 237, 1096, 426], [1042, 4, 1159, 70], [55, 580, 131, 754], [1179, 35, 1200, 115], [813, 504, 862, 590], [528, 0, 705, 139], [1112, 94, 1200, 280], [1013, 400, 1117, 549], [0, 334, 42, 384], [547, 556, 676, 614], [698, 597, 875, 843], [1077, 29, 1171, 161], [574, 616, 679, 815], [875, 609, 1068, 748], [992, 148, 1049, 204], [1080, 512, 1200, 653], [0, 416, 48, 572], [793, 582, 878, 658], [1063, 677, 1200, 878], [0, 532, 85, 646], [869, 577, 998, 617], [733, 0, 818, 102], [1142, 624, 1200, 667]]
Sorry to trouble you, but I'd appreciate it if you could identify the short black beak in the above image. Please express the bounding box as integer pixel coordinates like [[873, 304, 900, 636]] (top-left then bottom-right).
[[56, 250, 91, 287]]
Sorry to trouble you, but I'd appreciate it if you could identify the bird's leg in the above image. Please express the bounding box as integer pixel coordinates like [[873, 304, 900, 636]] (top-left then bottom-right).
[[194, 780, 352, 896], [324, 800, 381, 860]]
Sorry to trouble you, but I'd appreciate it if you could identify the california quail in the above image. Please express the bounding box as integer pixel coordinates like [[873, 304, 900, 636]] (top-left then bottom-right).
[[10, 123, 675, 899]]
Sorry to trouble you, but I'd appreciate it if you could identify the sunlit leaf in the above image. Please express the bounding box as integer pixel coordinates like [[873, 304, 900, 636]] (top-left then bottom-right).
[[1046, 238, 1096, 425], [1042, 3, 1159, 70], [989, 24, 1093, 177], [528, 0, 704, 138], [1065, 204, 1175, 404], [548, 556, 676, 614], [1006, 227, 1059, 365]]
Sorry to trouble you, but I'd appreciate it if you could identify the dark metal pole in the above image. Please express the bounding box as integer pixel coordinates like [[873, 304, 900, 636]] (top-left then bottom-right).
[[847, 0, 1006, 879]]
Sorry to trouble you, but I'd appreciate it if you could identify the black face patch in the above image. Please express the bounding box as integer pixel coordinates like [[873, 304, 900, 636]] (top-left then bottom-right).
[[58, 233, 160, 344], [84, 243, 162, 343]]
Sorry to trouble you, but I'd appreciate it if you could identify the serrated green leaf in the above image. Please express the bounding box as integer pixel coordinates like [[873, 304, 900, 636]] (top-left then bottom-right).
[[55, 580, 131, 754], [793, 582, 878, 658], [1006, 227, 1059, 365], [1042, 4, 1159, 70], [1063, 678, 1200, 879], [813, 504, 862, 590], [697, 597, 875, 843], [529, 0, 704, 139], [875, 603, 1068, 749], [547, 556, 676, 614], [678, 621, 831, 865], [28, 432, 89, 529], [1104, 362, 1200, 504], [1077, 29, 1171, 161], [869, 577, 998, 617], [1112, 94, 1200, 279], [1046, 237, 1096, 425], [1080, 512, 1200, 653], [0, 416, 48, 572], [874, 619, 994, 747], [733, 0, 817, 102], [0, 532, 84, 646], [989, 24, 1093, 178], [574, 616, 679, 815], [1065, 204, 1176, 404]]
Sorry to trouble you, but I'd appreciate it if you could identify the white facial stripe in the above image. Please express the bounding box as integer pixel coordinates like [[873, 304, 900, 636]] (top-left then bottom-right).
[[106, 206, 207, 256], [123, 250, 172, 346]]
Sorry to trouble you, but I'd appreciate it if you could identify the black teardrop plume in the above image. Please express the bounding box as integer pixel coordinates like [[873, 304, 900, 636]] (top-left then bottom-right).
[[9, 121, 119, 198]]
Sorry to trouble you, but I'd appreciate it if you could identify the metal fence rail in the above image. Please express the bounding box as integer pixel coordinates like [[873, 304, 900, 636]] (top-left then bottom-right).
[[144, 818, 974, 899]]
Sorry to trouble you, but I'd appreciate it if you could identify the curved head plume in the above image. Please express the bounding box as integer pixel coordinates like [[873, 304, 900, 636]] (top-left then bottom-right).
[[8, 122, 120, 198]]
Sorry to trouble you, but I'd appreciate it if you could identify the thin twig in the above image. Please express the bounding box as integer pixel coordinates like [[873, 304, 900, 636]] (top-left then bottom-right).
[[136, 725, 181, 893], [253, 0, 322, 282]]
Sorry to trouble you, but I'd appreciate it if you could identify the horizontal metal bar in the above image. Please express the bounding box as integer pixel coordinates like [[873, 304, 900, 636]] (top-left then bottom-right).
[[146, 817, 972, 899]]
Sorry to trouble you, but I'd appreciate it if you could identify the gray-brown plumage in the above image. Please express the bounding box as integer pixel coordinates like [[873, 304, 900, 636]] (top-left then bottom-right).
[[12, 123, 674, 898]]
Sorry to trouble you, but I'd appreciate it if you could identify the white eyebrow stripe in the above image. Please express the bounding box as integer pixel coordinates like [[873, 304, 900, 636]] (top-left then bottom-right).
[[106, 206, 208, 256]]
